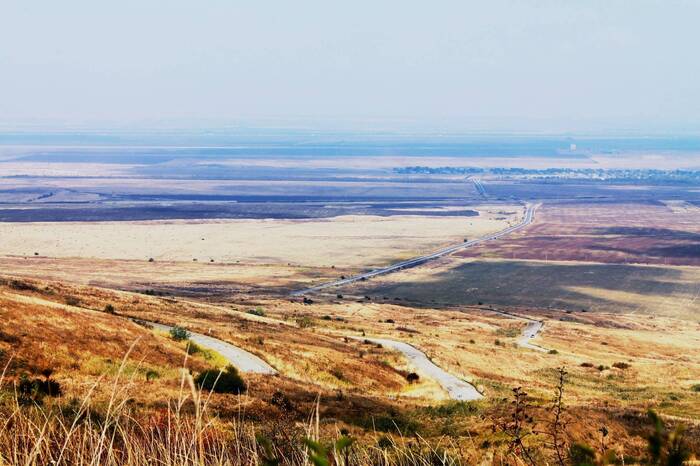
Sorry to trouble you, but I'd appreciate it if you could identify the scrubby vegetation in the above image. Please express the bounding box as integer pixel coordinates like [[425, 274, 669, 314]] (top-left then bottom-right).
[[248, 307, 266, 317], [169, 326, 191, 341], [0, 361, 694, 465], [194, 365, 247, 394]]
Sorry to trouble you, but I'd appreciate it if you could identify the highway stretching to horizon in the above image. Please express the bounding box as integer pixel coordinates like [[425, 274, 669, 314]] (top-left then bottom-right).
[[292, 203, 538, 296]]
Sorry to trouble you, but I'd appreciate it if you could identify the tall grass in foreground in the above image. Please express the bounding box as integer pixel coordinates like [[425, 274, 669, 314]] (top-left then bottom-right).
[[0, 351, 464, 466]]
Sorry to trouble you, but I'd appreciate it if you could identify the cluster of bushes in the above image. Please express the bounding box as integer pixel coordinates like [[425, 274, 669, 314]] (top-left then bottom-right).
[[4, 279, 38, 291], [580, 361, 632, 371]]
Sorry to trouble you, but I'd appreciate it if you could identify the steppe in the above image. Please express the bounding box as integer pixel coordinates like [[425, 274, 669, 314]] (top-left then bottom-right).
[[1, 136, 700, 464]]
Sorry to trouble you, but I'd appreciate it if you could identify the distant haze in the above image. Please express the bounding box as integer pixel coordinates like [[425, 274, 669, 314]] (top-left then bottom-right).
[[2, 1, 699, 132]]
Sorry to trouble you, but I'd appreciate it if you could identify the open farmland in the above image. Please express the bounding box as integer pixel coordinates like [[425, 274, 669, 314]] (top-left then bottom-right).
[[349, 258, 700, 320], [459, 201, 700, 266]]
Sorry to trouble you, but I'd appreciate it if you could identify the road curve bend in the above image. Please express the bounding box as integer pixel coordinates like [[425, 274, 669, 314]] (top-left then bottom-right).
[[489, 310, 548, 352], [143, 321, 277, 374], [356, 336, 483, 401], [292, 203, 538, 296]]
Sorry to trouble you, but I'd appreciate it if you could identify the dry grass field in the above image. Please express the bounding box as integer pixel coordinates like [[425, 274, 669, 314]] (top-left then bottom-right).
[[2, 166, 699, 463], [0, 205, 519, 267], [2, 275, 698, 464], [349, 257, 700, 320]]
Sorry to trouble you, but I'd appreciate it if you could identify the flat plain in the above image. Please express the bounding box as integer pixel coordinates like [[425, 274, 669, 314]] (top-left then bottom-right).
[[1, 139, 700, 463]]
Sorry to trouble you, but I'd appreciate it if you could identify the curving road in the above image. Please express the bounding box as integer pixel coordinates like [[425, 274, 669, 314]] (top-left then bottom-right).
[[489, 310, 548, 352], [292, 204, 537, 296], [142, 321, 277, 374], [355, 336, 483, 401]]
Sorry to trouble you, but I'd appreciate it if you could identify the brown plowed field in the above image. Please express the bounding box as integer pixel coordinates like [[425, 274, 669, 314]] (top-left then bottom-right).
[[459, 201, 700, 266]]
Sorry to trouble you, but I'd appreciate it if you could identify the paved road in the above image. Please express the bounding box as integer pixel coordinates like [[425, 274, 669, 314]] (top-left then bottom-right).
[[143, 321, 277, 374], [292, 204, 537, 296], [489, 310, 548, 352], [356, 336, 483, 401], [471, 177, 487, 197]]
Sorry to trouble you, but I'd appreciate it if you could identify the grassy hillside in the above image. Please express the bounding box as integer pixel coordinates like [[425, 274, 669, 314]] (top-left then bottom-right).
[[1, 276, 699, 464]]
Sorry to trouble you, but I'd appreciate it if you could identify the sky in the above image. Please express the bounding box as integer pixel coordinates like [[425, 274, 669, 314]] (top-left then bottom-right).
[[1, 0, 699, 132]]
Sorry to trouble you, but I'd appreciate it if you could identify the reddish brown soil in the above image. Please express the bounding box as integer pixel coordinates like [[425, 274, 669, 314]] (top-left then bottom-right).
[[460, 202, 700, 266]]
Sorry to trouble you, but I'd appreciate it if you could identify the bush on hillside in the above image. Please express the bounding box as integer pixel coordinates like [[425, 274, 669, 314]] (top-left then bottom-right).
[[406, 373, 420, 383], [296, 316, 314, 328], [169, 326, 190, 341], [248, 307, 266, 317], [65, 296, 81, 307], [194, 366, 247, 394], [17, 374, 62, 404]]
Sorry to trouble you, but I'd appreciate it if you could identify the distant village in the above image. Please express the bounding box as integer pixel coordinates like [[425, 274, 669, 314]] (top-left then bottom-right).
[[395, 166, 700, 183]]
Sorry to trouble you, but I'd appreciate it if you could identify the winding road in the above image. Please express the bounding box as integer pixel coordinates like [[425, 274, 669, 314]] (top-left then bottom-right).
[[489, 310, 548, 352], [292, 203, 537, 296], [143, 321, 278, 374], [356, 336, 483, 401], [132, 203, 538, 398]]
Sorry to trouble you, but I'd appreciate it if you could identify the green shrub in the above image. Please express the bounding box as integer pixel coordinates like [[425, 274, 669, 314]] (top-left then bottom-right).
[[548, 349, 559, 355], [104, 304, 116, 314], [186, 341, 203, 355], [612, 361, 631, 370], [691, 384, 700, 392], [248, 307, 266, 317], [169, 326, 190, 341], [195, 366, 246, 394], [296, 316, 314, 328]]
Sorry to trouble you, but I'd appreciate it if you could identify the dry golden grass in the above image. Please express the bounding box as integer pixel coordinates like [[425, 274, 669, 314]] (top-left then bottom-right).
[[1, 276, 699, 464], [0, 205, 518, 267], [252, 298, 700, 423]]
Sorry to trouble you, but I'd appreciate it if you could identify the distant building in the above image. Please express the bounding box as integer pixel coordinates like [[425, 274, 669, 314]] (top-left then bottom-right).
[[570, 143, 577, 151]]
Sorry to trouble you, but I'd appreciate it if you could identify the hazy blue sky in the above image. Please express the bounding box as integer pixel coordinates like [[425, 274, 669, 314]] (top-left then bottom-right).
[[1, 1, 699, 131]]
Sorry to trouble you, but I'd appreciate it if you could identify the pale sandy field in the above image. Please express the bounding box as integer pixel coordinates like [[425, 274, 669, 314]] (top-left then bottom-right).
[[0, 205, 521, 268]]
